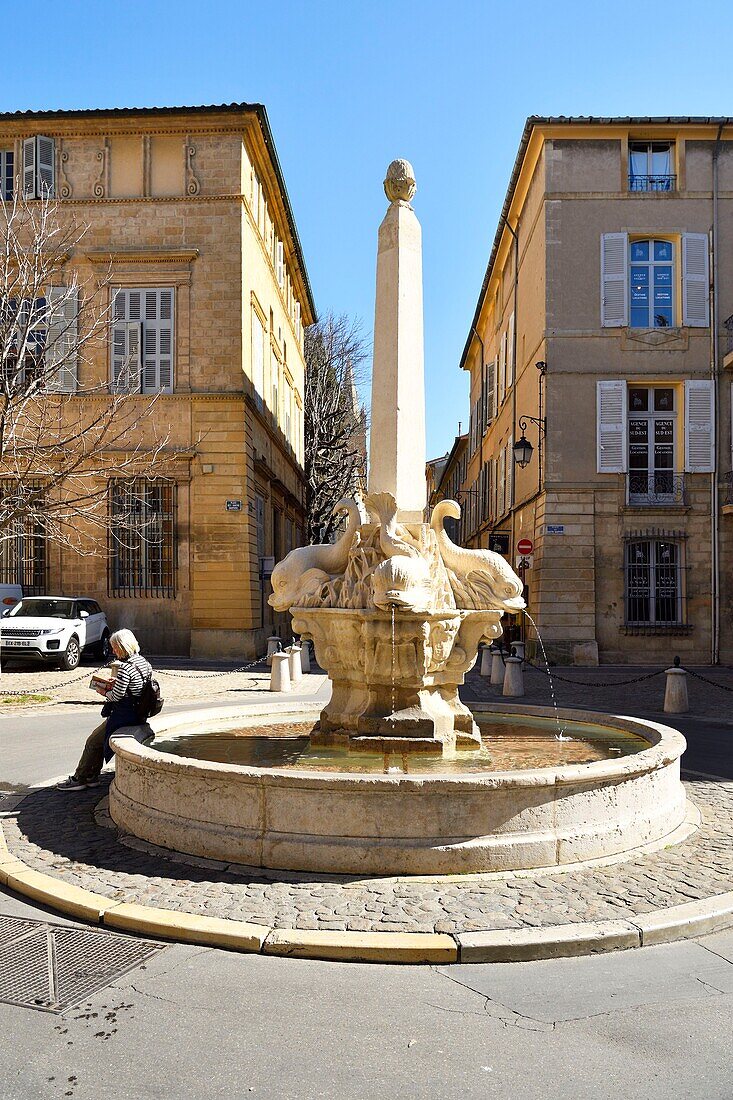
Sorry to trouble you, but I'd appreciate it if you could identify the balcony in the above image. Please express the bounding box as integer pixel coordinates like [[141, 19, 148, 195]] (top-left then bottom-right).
[[628, 174, 676, 193], [626, 472, 685, 507]]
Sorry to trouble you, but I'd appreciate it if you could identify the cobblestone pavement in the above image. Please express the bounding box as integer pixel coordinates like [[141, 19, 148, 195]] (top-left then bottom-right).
[[0, 656, 327, 710], [1, 775, 730, 934], [463, 661, 733, 722]]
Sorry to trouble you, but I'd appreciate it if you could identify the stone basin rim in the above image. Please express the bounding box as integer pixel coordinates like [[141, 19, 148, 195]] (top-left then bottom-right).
[[111, 701, 686, 791]]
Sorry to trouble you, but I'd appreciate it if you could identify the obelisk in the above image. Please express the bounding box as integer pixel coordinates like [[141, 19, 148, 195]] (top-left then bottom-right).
[[368, 159, 427, 523]]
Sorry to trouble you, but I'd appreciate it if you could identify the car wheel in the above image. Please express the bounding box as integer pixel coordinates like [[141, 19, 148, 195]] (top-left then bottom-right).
[[60, 636, 81, 671], [96, 630, 111, 661]]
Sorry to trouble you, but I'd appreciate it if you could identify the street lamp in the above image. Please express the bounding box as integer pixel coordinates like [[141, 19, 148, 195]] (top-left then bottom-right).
[[513, 433, 534, 468], [513, 362, 547, 483]]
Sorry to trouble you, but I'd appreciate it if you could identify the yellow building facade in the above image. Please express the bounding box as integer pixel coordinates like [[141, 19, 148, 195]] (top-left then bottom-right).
[[0, 103, 315, 657], [457, 117, 733, 664]]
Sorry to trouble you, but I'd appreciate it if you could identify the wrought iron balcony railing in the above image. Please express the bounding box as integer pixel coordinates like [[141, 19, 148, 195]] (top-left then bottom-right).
[[628, 174, 676, 193], [627, 472, 685, 506]]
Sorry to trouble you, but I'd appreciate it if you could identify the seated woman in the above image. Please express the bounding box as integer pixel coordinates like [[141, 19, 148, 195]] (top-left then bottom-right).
[[57, 628, 153, 791]]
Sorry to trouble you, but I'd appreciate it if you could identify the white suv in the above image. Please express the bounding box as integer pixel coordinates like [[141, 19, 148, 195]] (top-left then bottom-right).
[[0, 596, 111, 670]]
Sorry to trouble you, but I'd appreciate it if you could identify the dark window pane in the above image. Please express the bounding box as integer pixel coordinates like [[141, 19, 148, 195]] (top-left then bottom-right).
[[628, 388, 649, 412], [654, 240, 673, 262], [630, 240, 649, 262], [654, 388, 674, 411]]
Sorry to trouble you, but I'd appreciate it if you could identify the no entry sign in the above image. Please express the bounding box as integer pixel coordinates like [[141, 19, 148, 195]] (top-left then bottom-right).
[[517, 538, 533, 556]]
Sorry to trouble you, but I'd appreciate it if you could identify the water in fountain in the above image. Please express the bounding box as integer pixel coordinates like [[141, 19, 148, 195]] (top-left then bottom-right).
[[524, 611, 568, 740]]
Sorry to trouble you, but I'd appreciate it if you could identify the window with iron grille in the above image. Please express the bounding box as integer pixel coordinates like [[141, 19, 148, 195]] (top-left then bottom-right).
[[625, 538, 684, 627], [0, 480, 47, 593], [108, 480, 176, 598]]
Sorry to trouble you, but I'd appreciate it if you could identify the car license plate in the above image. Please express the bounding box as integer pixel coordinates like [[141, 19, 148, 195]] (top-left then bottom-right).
[[4, 639, 32, 647]]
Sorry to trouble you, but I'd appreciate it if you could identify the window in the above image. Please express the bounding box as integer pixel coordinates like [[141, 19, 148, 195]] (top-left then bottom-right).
[[0, 150, 13, 200], [251, 308, 265, 408], [22, 136, 55, 198], [112, 288, 173, 393], [628, 142, 675, 192], [251, 171, 260, 227], [256, 495, 266, 559], [271, 351, 280, 422], [284, 376, 293, 444], [109, 479, 176, 597], [0, 480, 46, 594], [630, 240, 674, 328], [627, 386, 681, 503], [625, 539, 683, 626], [602, 233, 709, 328]]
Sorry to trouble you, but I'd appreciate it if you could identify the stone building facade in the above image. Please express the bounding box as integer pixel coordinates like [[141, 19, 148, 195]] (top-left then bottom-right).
[[457, 117, 733, 664], [0, 103, 315, 657]]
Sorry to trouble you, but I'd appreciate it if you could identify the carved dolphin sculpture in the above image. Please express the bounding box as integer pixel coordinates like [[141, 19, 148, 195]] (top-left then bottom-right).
[[365, 491, 432, 611], [268, 498, 362, 612], [430, 500, 526, 613]]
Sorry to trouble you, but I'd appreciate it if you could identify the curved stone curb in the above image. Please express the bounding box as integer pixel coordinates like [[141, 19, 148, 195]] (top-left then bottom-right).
[[3, 828, 732, 963]]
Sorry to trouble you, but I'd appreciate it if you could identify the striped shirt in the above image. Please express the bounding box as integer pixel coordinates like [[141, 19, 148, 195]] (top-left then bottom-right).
[[107, 653, 153, 703]]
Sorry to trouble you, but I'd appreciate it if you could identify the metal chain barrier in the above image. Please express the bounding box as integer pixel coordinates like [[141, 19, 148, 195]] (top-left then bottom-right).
[[0, 654, 270, 703], [685, 668, 733, 694], [0, 665, 105, 698], [524, 661, 666, 689]]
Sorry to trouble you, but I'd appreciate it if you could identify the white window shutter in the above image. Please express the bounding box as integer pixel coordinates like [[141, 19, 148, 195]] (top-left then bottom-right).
[[111, 292, 142, 393], [498, 330, 506, 406], [45, 286, 78, 393], [685, 379, 715, 472], [36, 136, 55, 197], [682, 233, 709, 328], [507, 312, 515, 388], [22, 137, 36, 198], [276, 240, 285, 287], [139, 288, 174, 394], [498, 446, 505, 515], [601, 232, 628, 327], [597, 380, 627, 473], [486, 360, 495, 422]]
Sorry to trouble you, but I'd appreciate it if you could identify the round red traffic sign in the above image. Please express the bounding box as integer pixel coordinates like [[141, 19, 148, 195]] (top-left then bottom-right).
[[517, 538, 533, 555]]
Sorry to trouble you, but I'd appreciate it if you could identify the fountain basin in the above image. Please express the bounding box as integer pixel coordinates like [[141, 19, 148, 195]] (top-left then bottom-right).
[[108, 702, 688, 876]]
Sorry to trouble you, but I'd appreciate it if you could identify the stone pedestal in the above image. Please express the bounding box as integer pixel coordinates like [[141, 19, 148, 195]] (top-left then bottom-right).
[[287, 646, 303, 686], [270, 652, 291, 692], [292, 606, 502, 752], [664, 666, 689, 713], [300, 641, 311, 674], [491, 651, 506, 687], [266, 636, 281, 667], [503, 656, 525, 697], [480, 647, 493, 677]]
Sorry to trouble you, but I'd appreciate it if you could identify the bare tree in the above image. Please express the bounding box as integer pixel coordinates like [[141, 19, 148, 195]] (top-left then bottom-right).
[[304, 313, 369, 544], [0, 189, 169, 578]]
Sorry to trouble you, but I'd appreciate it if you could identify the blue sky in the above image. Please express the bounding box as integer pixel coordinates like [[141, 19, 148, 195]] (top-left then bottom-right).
[[2, 0, 726, 457]]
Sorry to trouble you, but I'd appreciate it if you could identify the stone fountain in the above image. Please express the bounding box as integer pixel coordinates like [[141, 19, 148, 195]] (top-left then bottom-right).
[[108, 161, 688, 877], [269, 159, 524, 753]]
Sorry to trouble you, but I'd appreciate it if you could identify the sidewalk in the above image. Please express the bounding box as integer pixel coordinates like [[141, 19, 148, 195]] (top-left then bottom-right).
[[0, 655, 327, 711], [462, 660, 733, 724]]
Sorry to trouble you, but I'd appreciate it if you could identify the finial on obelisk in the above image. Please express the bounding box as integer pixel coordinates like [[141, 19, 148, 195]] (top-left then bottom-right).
[[369, 159, 426, 523], [383, 159, 417, 204]]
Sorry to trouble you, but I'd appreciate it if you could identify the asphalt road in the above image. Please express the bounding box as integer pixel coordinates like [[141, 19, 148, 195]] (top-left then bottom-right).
[[1, 702, 732, 1099]]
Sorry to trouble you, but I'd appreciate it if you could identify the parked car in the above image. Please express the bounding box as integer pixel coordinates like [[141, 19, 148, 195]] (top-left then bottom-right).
[[0, 596, 111, 670], [0, 583, 23, 612]]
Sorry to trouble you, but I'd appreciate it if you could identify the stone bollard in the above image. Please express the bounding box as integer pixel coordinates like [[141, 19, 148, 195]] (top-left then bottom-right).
[[664, 658, 689, 714], [490, 651, 506, 688], [300, 640, 311, 674], [512, 641, 525, 660], [266, 636, 281, 668], [480, 646, 493, 677], [270, 651, 291, 692], [288, 645, 303, 686], [502, 656, 525, 697]]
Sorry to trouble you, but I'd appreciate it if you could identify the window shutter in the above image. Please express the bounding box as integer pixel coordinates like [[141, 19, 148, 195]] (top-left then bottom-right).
[[252, 310, 264, 406], [486, 360, 495, 422], [45, 287, 78, 393], [601, 232, 628, 327], [498, 331, 506, 406], [111, 293, 142, 392], [141, 288, 174, 393], [507, 312, 515, 388], [597, 380, 627, 473], [685, 379, 715, 472], [36, 137, 55, 197], [682, 233, 709, 328], [22, 138, 36, 198], [498, 446, 505, 515], [506, 437, 513, 508], [276, 240, 285, 287]]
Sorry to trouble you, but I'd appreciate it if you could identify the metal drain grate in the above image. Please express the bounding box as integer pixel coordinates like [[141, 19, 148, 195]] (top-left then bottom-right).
[[0, 915, 165, 1013]]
